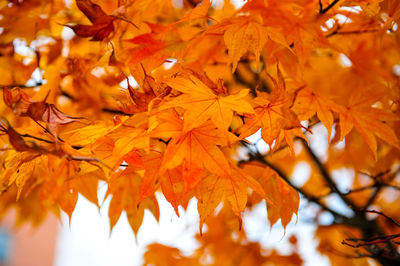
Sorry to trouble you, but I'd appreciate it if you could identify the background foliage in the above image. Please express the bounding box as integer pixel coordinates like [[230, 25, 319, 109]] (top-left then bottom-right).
[[1, 0, 400, 265]]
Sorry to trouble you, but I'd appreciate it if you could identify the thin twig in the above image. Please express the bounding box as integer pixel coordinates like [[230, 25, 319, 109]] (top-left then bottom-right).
[[343, 234, 400, 248], [0, 81, 43, 89], [360, 209, 400, 228], [319, 0, 340, 14], [326, 29, 379, 38]]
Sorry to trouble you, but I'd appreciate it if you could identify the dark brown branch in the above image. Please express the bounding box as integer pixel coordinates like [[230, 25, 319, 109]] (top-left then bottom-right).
[[241, 150, 349, 221], [360, 209, 400, 228], [61, 90, 132, 116], [364, 170, 398, 208], [102, 108, 132, 116], [0, 81, 43, 89], [342, 233, 400, 248], [326, 29, 379, 38], [301, 138, 358, 210], [319, 0, 340, 14], [343, 183, 400, 196], [19, 134, 54, 144]]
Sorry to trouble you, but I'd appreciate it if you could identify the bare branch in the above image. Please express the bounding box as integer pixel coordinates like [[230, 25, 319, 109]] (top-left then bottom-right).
[[301, 138, 358, 210], [359, 209, 400, 228], [240, 150, 350, 221], [319, 0, 340, 14]]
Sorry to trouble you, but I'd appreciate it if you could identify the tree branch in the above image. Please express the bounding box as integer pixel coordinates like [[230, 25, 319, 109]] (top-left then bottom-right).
[[241, 150, 350, 221], [319, 0, 340, 14], [0, 81, 43, 89], [301, 138, 359, 210], [360, 209, 400, 228]]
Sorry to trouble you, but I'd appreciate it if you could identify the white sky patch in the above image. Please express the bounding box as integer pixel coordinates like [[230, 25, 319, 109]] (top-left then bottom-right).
[[335, 14, 352, 24], [245, 129, 270, 154], [120, 76, 139, 89], [231, 0, 247, 9], [339, 6, 362, 13], [325, 193, 354, 217], [321, 18, 335, 32], [307, 124, 329, 162], [172, 0, 183, 8], [55, 189, 199, 266], [243, 201, 330, 265], [91, 67, 106, 78], [163, 58, 177, 70], [393, 65, 400, 76], [339, 53, 352, 68], [291, 162, 311, 187], [331, 168, 354, 193], [392, 22, 398, 32], [62, 26, 75, 41]]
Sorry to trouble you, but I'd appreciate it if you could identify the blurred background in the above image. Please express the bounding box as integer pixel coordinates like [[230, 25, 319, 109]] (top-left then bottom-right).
[[0, 172, 330, 266]]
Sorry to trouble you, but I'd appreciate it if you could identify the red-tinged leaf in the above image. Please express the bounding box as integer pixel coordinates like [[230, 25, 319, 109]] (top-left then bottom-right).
[[68, 23, 115, 41], [123, 149, 145, 169], [67, 0, 115, 41], [1, 123, 55, 155], [4, 88, 83, 136], [76, 0, 109, 23], [4, 124, 36, 153], [126, 33, 166, 61]]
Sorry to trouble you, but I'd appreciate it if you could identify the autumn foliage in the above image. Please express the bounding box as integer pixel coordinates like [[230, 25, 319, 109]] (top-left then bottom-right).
[[1, 0, 400, 265]]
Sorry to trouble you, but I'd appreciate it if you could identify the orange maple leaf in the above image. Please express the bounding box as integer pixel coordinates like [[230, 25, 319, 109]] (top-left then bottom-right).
[[162, 75, 254, 131], [240, 68, 302, 148], [333, 92, 400, 159]]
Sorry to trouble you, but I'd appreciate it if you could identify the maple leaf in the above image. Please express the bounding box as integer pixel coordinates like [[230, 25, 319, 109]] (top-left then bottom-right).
[[224, 18, 270, 72], [107, 166, 159, 235], [162, 75, 254, 131], [155, 113, 232, 191], [292, 87, 337, 138], [240, 67, 303, 148], [3, 88, 83, 137], [333, 92, 400, 159], [136, 150, 187, 217], [126, 23, 183, 70], [195, 165, 270, 234], [127, 31, 169, 65], [242, 162, 299, 230], [67, 0, 115, 41], [181, 0, 212, 22], [100, 113, 150, 168], [2, 0, 400, 264]]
